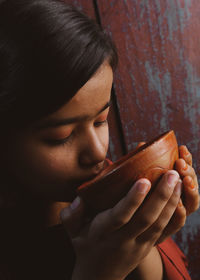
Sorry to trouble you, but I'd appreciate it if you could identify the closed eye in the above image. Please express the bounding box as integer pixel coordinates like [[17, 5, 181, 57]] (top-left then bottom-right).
[[44, 107, 110, 146], [94, 119, 108, 127], [94, 108, 109, 127], [45, 131, 74, 146]]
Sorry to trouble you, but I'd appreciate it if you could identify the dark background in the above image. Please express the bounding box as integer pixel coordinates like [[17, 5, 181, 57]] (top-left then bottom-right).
[[66, 1, 200, 278]]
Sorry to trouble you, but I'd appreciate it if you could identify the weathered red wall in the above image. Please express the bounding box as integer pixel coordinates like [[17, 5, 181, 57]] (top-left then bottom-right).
[[67, 0, 200, 278]]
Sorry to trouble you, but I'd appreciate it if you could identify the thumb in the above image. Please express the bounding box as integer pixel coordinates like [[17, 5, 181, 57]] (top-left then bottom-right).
[[60, 196, 86, 238]]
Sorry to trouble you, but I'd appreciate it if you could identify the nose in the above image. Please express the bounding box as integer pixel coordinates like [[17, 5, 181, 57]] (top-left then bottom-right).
[[79, 128, 108, 167]]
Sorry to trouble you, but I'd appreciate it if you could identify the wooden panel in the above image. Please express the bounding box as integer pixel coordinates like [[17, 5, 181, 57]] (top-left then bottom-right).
[[64, 0, 95, 17], [63, 0, 200, 278], [107, 88, 126, 161], [64, 0, 125, 160], [97, 0, 200, 279], [63, 1, 200, 277]]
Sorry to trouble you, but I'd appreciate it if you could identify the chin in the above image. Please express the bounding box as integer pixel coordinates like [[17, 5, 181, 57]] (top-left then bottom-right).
[[49, 182, 79, 202], [21, 184, 77, 203], [53, 192, 77, 203]]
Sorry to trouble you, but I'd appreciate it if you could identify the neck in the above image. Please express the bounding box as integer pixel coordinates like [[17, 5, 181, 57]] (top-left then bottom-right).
[[44, 201, 70, 227], [0, 177, 70, 230], [8, 197, 70, 230], [29, 199, 70, 229]]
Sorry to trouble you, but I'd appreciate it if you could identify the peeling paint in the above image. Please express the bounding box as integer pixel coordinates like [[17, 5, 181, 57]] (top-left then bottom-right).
[[164, 0, 192, 40], [96, 1, 200, 277], [183, 60, 200, 158], [145, 61, 172, 130]]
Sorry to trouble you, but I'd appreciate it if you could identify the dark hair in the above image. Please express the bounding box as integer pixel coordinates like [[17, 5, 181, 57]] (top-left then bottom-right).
[[0, 0, 117, 127]]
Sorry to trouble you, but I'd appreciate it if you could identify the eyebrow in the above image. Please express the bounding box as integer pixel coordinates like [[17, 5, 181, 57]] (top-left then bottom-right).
[[35, 100, 111, 130]]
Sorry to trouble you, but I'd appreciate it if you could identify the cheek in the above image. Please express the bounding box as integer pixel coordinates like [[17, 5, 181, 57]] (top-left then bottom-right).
[[43, 150, 77, 178], [12, 142, 78, 186], [30, 147, 77, 179], [99, 125, 109, 153]]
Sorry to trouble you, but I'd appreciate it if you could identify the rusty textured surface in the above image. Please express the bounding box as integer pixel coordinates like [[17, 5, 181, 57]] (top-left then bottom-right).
[[66, 0, 200, 278], [107, 88, 126, 161], [97, 0, 200, 278], [64, 0, 125, 161], [65, 0, 95, 17]]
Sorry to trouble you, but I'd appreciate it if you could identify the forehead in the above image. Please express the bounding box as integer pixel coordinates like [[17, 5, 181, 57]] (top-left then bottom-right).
[[47, 62, 113, 120]]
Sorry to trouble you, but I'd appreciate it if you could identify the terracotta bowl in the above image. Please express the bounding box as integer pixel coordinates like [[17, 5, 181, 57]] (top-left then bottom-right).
[[77, 130, 179, 215]]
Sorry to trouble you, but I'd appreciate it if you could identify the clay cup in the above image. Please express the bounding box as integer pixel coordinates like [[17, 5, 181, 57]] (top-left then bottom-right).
[[77, 130, 179, 215]]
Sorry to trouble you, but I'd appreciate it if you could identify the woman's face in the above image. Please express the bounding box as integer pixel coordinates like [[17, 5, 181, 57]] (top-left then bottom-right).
[[4, 62, 113, 201]]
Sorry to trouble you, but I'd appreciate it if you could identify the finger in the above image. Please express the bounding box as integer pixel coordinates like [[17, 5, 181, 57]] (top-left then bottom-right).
[[182, 176, 200, 215], [60, 197, 86, 238], [175, 159, 198, 186], [90, 179, 151, 238], [137, 180, 182, 244], [136, 142, 146, 149], [123, 170, 180, 238], [179, 145, 192, 166], [156, 198, 186, 244]]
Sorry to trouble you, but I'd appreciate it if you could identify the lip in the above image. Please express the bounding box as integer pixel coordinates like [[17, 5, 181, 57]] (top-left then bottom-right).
[[77, 130, 179, 215], [83, 168, 104, 181], [91, 160, 110, 176], [78, 161, 108, 185]]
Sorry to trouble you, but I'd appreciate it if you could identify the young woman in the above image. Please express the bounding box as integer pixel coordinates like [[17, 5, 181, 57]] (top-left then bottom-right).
[[0, 0, 199, 279]]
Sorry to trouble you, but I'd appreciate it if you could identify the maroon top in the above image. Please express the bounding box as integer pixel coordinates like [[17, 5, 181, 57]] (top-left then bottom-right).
[[157, 238, 191, 280]]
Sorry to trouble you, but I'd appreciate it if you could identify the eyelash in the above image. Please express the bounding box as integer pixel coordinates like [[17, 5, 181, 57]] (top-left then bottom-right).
[[94, 119, 108, 127], [51, 133, 74, 146], [49, 119, 108, 146]]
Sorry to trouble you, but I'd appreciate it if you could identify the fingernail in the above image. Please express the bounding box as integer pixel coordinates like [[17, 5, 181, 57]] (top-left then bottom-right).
[[183, 150, 189, 156], [70, 197, 81, 210], [175, 180, 182, 195], [178, 200, 183, 207], [135, 179, 150, 194], [183, 146, 189, 156], [189, 184, 196, 190], [167, 171, 179, 187], [182, 161, 188, 171]]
